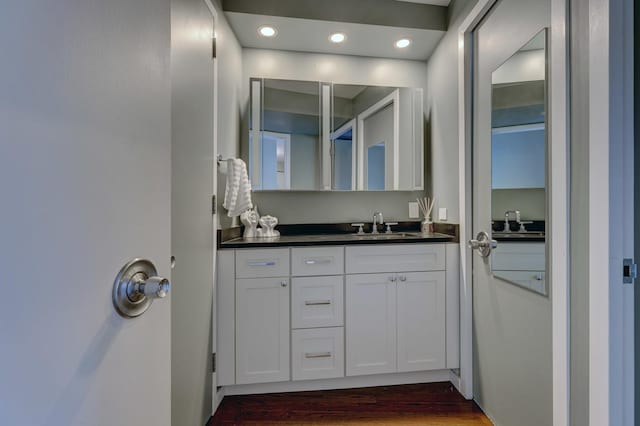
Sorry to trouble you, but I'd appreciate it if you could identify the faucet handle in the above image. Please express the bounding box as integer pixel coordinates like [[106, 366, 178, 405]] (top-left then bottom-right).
[[351, 223, 365, 235], [519, 221, 533, 232], [385, 222, 398, 234]]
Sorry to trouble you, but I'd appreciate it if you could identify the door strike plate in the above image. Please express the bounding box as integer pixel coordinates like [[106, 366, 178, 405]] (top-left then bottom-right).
[[623, 258, 637, 284]]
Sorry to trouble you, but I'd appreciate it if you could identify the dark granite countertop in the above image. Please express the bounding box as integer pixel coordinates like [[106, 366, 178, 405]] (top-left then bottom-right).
[[220, 232, 455, 249], [218, 222, 459, 249]]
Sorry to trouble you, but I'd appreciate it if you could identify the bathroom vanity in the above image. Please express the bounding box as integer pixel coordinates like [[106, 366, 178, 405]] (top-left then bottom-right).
[[216, 230, 460, 394]]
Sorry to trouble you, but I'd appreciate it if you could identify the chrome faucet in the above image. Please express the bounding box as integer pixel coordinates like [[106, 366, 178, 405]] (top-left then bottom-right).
[[503, 210, 520, 232], [372, 212, 384, 234]]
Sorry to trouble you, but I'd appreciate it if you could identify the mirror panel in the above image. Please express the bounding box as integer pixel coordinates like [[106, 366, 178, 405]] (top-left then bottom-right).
[[490, 29, 548, 295], [248, 79, 424, 191], [250, 78, 322, 190]]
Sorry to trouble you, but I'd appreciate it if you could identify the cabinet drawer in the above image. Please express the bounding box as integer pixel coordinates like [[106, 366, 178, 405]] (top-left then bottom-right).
[[236, 248, 290, 278], [291, 246, 344, 276], [345, 244, 445, 274], [292, 276, 344, 329], [292, 327, 344, 381]]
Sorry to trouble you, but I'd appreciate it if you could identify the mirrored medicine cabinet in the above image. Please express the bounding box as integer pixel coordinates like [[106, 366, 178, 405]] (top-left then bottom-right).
[[246, 78, 424, 192]]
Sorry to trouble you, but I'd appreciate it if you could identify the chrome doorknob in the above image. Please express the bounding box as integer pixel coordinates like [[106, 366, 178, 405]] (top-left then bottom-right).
[[130, 275, 170, 299], [113, 258, 170, 318], [468, 231, 498, 258]]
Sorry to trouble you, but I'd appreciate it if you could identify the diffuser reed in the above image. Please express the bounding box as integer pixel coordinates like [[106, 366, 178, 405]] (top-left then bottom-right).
[[417, 197, 436, 233]]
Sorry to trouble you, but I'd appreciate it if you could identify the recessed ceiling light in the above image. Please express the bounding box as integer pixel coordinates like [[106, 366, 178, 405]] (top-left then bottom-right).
[[395, 38, 411, 49], [329, 32, 346, 43], [258, 26, 277, 37]]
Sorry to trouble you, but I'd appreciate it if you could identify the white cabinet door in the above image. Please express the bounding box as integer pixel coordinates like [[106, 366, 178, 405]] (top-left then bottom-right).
[[236, 277, 290, 384], [397, 271, 446, 372], [346, 273, 397, 376]]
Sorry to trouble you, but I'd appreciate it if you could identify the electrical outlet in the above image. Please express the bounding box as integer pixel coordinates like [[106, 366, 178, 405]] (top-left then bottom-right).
[[409, 202, 420, 219], [438, 207, 448, 221]]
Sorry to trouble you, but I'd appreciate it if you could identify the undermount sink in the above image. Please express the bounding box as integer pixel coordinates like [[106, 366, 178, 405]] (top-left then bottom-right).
[[353, 232, 423, 239]]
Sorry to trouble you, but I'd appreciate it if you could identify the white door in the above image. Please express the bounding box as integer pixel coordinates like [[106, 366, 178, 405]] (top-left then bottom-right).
[[346, 273, 397, 376], [171, 0, 217, 423], [236, 277, 290, 384], [471, 1, 552, 425], [0, 1, 171, 425], [397, 271, 446, 372]]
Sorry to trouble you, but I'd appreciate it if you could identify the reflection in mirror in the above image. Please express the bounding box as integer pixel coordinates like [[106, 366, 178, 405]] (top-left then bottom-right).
[[333, 85, 397, 190], [367, 143, 386, 190], [490, 29, 548, 295], [250, 78, 322, 190], [259, 132, 291, 190], [248, 79, 424, 191], [331, 120, 354, 190]]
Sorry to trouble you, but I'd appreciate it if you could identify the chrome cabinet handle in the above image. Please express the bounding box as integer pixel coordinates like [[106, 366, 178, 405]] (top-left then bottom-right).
[[304, 259, 331, 265], [467, 231, 498, 258], [389, 275, 397, 282], [305, 300, 331, 306], [281, 281, 288, 287], [305, 352, 332, 359], [248, 261, 276, 267], [399, 275, 407, 282]]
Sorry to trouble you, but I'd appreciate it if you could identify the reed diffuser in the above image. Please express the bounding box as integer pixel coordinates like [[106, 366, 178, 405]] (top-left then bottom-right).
[[417, 197, 436, 234]]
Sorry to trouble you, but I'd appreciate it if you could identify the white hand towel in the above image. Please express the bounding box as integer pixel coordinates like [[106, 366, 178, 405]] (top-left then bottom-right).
[[223, 158, 253, 217]]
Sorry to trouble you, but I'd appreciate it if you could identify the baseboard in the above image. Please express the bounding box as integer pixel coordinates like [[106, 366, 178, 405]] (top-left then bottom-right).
[[449, 369, 465, 397], [221, 370, 453, 396]]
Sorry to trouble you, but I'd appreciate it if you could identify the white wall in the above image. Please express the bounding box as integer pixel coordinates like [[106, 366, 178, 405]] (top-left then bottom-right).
[[215, 2, 245, 228], [242, 49, 429, 224], [425, 0, 480, 223]]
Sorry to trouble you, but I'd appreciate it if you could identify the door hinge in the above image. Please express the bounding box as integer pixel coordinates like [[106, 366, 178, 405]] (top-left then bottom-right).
[[212, 353, 216, 373], [212, 195, 216, 215], [623, 258, 637, 284]]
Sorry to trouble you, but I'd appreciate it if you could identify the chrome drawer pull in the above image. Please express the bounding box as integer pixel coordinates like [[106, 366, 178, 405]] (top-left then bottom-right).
[[247, 261, 276, 267], [304, 259, 331, 265], [304, 300, 331, 306], [304, 352, 332, 359]]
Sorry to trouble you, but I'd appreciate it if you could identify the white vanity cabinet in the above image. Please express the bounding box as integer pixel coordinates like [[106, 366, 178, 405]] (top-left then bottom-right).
[[217, 242, 459, 393], [235, 277, 290, 384], [345, 245, 446, 376]]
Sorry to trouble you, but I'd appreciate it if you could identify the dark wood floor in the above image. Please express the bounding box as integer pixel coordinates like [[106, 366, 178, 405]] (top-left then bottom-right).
[[209, 382, 492, 425]]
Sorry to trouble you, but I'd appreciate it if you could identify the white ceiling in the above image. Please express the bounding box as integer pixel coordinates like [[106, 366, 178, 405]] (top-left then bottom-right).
[[395, 0, 451, 6], [226, 12, 446, 61]]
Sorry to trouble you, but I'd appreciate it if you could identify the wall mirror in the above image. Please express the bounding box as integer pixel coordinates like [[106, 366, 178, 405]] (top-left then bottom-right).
[[490, 29, 548, 295], [247, 78, 424, 191]]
